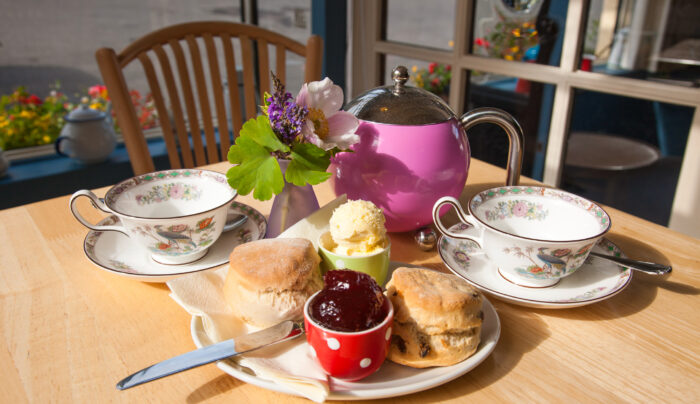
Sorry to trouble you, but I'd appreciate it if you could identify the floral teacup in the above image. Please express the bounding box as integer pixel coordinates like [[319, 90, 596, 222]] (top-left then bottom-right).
[[433, 186, 611, 287], [70, 169, 236, 264]]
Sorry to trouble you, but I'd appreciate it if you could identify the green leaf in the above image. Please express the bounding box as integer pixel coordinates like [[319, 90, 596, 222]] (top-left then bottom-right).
[[286, 142, 332, 186], [238, 115, 289, 154], [226, 129, 285, 200]]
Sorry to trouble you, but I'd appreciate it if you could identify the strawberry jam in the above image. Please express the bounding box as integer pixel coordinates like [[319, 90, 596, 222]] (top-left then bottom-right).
[[310, 270, 387, 332]]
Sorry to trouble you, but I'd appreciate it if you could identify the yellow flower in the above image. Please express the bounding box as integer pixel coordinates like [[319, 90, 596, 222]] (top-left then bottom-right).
[[36, 116, 50, 131], [448, 40, 454, 48], [411, 65, 418, 73], [90, 102, 104, 111], [504, 54, 514, 61], [42, 135, 51, 143], [0, 116, 8, 128], [19, 110, 35, 119], [510, 46, 520, 53], [7, 128, 16, 136], [307, 108, 329, 140]]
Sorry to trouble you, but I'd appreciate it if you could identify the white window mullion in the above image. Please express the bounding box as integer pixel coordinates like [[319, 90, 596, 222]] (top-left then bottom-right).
[[449, 0, 472, 114], [668, 109, 700, 237], [543, 83, 574, 186], [541, 0, 586, 187]]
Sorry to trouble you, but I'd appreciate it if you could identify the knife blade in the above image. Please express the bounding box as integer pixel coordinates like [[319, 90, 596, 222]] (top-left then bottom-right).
[[116, 320, 303, 390]]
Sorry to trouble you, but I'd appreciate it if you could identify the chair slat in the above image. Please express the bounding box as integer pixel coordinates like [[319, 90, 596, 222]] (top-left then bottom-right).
[[203, 33, 231, 161], [185, 35, 218, 164], [152, 44, 195, 168], [305, 35, 322, 83], [169, 39, 207, 166], [275, 44, 286, 85], [257, 39, 270, 99], [239, 35, 258, 120], [137, 52, 181, 169], [96, 47, 155, 175], [97, 22, 323, 176], [221, 33, 243, 139]]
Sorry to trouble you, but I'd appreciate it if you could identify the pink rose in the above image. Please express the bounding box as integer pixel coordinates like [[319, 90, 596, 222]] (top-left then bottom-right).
[[512, 201, 528, 217], [169, 184, 184, 199]]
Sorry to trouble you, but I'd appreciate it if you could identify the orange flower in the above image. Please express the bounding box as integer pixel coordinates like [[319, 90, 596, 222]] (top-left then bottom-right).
[[198, 217, 213, 230]]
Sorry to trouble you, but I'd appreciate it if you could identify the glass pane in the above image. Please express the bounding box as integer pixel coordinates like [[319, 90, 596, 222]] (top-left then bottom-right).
[[384, 55, 452, 101], [0, 1, 242, 151], [561, 89, 693, 226], [472, 0, 568, 66], [258, 0, 311, 93], [386, 0, 456, 50], [466, 71, 555, 180], [0, 2, 242, 101], [581, 0, 700, 87]]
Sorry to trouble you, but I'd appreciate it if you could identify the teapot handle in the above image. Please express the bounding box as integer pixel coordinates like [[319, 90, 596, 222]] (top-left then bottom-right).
[[459, 107, 524, 186], [55, 136, 70, 157]]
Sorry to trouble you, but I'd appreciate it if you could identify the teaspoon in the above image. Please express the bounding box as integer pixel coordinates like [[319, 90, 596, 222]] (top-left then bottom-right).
[[222, 214, 248, 232], [589, 252, 671, 275]]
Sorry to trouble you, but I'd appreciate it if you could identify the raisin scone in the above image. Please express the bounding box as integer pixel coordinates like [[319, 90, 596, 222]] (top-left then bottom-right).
[[385, 267, 483, 368]]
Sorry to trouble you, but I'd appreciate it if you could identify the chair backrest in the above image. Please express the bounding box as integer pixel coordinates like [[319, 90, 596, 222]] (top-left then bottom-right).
[[96, 21, 322, 175]]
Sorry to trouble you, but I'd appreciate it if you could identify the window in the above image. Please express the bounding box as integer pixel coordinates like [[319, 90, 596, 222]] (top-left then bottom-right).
[[350, 0, 700, 237]]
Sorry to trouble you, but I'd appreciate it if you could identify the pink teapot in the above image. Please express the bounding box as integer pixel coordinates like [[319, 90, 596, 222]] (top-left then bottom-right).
[[331, 66, 524, 232]]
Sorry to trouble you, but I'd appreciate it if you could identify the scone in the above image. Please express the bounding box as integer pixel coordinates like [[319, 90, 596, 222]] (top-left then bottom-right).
[[223, 238, 323, 327], [385, 267, 483, 368]]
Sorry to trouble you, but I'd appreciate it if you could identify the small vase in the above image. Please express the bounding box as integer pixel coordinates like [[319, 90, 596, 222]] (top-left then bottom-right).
[[266, 159, 320, 238]]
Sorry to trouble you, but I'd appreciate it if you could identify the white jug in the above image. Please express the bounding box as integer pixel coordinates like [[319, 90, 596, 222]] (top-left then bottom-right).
[[55, 104, 116, 164]]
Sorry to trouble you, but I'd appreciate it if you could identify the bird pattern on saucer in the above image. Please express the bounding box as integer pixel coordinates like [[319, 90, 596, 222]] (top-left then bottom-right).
[[83, 201, 266, 281], [438, 223, 632, 308]]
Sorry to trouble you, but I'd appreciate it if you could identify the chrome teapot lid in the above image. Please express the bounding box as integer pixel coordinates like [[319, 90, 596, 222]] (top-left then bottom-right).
[[344, 66, 455, 125]]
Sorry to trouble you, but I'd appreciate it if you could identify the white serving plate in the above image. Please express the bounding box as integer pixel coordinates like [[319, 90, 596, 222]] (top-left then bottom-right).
[[190, 296, 500, 400]]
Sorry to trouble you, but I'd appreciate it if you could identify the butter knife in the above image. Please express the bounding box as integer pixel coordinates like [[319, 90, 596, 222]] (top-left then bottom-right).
[[117, 320, 303, 390]]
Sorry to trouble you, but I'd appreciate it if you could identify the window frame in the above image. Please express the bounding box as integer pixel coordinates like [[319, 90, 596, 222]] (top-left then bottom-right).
[[349, 0, 700, 237]]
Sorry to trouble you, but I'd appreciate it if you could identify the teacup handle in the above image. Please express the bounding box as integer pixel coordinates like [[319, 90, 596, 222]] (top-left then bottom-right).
[[69, 190, 125, 234], [432, 196, 483, 248]]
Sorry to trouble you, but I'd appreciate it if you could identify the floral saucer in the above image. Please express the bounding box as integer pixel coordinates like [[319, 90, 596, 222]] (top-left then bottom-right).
[[83, 201, 266, 282], [438, 224, 632, 308]]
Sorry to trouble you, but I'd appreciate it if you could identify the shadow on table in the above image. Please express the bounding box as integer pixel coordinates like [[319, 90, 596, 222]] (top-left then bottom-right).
[[523, 235, 694, 322], [186, 373, 244, 403], [383, 303, 550, 403]]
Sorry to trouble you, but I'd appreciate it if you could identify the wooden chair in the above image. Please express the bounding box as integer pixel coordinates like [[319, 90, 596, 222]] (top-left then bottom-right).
[[96, 21, 322, 175]]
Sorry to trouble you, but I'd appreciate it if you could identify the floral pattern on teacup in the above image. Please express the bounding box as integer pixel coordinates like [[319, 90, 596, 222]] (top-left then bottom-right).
[[135, 183, 201, 205], [105, 169, 227, 206], [508, 243, 595, 279], [473, 186, 610, 230], [131, 216, 217, 256], [484, 199, 548, 222], [440, 224, 480, 268]]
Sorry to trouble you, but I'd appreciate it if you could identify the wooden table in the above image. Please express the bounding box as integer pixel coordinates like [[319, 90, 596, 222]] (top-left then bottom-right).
[[2, 159, 698, 403]]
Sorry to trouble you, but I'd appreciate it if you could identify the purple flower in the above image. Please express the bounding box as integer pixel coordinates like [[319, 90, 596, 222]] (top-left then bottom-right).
[[266, 74, 308, 146]]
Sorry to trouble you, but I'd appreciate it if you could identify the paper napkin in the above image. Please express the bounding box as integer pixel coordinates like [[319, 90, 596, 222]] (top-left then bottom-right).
[[167, 194, 347, 402]]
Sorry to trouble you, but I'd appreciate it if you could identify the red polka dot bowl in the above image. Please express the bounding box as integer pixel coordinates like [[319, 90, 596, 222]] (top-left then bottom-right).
[[303, 291, 394, 381]]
